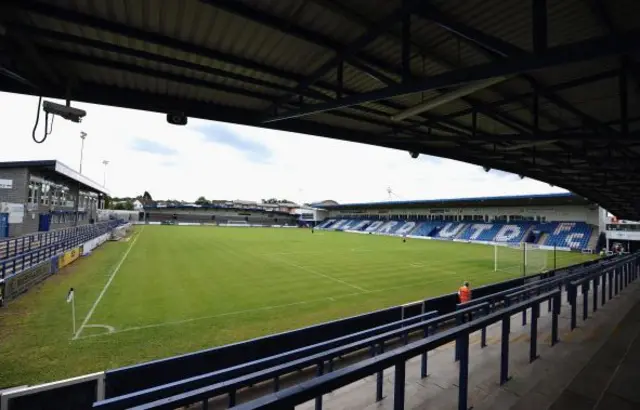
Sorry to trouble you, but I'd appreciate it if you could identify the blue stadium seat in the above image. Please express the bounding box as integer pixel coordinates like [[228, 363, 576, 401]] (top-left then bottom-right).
[[536, 221, 592, 249]]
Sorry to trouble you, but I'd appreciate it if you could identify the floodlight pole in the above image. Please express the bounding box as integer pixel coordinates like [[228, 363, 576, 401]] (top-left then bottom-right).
[[79, 131, 87, 173], [102, 160, 109, 187]]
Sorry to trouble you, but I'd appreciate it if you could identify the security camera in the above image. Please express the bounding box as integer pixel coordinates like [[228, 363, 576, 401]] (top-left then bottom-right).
[[167, 112, 188, 126], [42, 101, 86, 123], [409, 151, 419, 159], [483, 166, 491, 172]]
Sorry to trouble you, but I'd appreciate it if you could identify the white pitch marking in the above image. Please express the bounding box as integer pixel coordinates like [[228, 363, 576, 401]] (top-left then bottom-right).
[[72, 227, 143, 340], [270, 256, 368, 292], [74, 268, 519, 341], [84, 324, 116, 333]]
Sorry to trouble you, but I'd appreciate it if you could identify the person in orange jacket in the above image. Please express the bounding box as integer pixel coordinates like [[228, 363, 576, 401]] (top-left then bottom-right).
[[458, 281, 471, 304]]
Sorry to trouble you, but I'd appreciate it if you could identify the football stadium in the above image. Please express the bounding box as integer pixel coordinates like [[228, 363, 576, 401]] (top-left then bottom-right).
[[1, 1, 640, 410]]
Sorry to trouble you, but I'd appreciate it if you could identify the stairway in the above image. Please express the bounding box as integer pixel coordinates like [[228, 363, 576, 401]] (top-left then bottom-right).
[[587, 227, 600, 251], [537, 232, 549, 246]]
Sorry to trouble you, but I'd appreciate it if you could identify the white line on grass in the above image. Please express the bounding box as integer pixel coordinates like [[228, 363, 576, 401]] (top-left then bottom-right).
[[269, 256, 368, 292], [72, 227, 143, 340], [73, 266, 517, 341]]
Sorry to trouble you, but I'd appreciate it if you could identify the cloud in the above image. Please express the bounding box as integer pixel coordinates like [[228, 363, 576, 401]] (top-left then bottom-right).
[[199, 124, 271, 163], [131, 138, 178, 156], [0, 91, 570, 204]]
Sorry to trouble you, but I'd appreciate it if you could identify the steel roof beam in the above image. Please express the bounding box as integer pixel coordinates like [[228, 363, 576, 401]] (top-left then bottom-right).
[[263, 29, 640, 122], [199, 0, 401, 85], [8, 0, 331, 89], [252, 0, 425, 114], [532, 0, 547, 54], [415, 5, 615, 137], [204, 0, 543, 137], [589, 0, 640, 92], [39, 46, 475, 139], [308, 1, 568, 143], [7, 2, 476, 136], [431, 69, 620, 123]]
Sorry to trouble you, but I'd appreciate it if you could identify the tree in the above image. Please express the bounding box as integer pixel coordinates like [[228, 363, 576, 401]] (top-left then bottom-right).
[[141, 191, 153, 205], [195, 196, 210, 206]]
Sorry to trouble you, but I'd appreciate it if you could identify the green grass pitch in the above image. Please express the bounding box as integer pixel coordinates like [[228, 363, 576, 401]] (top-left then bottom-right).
[[0, 226, 594, 387]]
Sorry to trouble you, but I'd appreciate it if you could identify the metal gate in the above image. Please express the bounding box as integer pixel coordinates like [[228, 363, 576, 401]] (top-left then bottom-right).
[[0, 213, 8, 238]]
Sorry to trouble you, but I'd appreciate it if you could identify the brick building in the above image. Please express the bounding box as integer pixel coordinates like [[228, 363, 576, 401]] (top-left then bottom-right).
[[0, 160, 109, 238]]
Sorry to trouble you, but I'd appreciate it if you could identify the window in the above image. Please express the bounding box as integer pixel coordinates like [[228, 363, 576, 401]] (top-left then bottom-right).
[[40, 183, 50, 205]]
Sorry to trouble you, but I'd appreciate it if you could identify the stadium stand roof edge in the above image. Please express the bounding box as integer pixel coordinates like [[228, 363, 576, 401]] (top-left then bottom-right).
[[313, 192, 594, 210], [2, 0, 639, 218], [0, 160, 109, 195]]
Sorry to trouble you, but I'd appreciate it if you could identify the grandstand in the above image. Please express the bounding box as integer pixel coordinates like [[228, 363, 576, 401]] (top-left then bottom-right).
[[2, 0, 640, 409], [315, 193, 600, 252], [143, 205, 299, 226], [0, 161, 109, 238]]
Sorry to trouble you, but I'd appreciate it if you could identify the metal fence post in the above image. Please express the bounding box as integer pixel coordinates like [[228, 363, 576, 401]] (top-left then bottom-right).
[[481, 305, 488, 348], [609, 270, 614, 300], [530, 302, 539, 362], [455, 312, 462, 362], [602, 271, 607, 306], [315, 361, 324, 410], [458, 333, 470, 410], [394, 362, 406, 410], [421, 326, 429, 378], [228, 390, 236, 408], [500, 316, 511, 385], [593, 276, 598, 313], [582, 282, 589, 321], [376, 343, 384, 402], [569, 284, 577, 330], [551, 293, 560, 346]]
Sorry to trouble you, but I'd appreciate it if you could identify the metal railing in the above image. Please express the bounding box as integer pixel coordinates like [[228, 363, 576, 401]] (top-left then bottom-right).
[[568, 254, 638, 330], [0, 222, 116, 261], [135, 291, 561, 410], [0, 221, 119, 279], [121, 254, 639, 410]]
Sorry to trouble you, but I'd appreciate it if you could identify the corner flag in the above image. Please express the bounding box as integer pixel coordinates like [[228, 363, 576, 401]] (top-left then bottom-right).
[[66, 288, 74, 303]]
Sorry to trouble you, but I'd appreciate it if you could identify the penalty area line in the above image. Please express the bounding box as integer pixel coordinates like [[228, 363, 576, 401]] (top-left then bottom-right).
[[72, 227, 143, 340]]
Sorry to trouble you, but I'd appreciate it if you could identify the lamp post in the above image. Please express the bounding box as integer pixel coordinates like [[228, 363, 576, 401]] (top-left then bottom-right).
[[79, 131, 87, 173], [102, 160, 109, 187]]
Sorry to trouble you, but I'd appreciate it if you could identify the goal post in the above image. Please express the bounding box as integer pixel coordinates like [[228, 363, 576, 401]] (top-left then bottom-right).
[[494, 242, 550, 276]]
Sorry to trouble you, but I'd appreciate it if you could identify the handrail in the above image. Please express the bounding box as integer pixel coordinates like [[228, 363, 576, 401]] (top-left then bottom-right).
[[135, 292, 560, 410], [94, 304, 489, 409], [0, 221, 111, 259], [567, 253, 639, 330], [0, 221, 119, 279]]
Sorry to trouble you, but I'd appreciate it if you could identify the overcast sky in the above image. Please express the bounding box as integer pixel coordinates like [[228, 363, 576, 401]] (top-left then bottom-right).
[[0, 91, 567, 204]]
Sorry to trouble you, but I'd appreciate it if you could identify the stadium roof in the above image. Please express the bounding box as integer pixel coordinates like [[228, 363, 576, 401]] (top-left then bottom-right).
[[313, 192, 593, 210], [0, 160, 109, 195], [1, 1, 639, 218]]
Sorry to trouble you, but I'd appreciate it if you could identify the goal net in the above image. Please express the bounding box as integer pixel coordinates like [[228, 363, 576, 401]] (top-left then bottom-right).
[[494, 243, 549, 276]]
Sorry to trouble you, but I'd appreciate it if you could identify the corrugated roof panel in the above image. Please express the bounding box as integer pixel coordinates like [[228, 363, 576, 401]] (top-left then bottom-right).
[[305, 113, 388, 134], [547, 0, 606, 47], [437, 0, 533, 52], [411, 20, 490, 69], [605, 0, 640, 31]]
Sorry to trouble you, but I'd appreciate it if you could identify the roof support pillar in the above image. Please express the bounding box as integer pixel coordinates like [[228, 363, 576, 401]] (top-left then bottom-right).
[[532, 0, 547, 54]]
